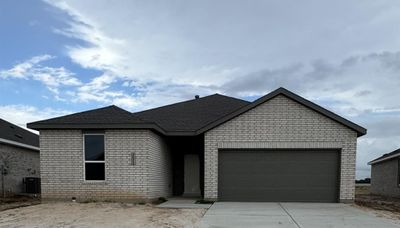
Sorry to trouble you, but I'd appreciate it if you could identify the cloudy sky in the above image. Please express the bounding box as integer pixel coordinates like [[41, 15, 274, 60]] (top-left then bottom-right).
[[1, 0, 400, 178]]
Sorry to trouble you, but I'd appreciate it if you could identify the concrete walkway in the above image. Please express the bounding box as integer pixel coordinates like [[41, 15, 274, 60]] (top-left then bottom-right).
[[200, 202, 400, 228], [156, 198, 212, 209]]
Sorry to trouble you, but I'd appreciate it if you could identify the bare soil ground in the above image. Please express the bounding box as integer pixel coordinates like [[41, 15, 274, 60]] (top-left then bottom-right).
[[0, 195, 40, 212], [355, 185, 400, 224], [0, 202, 206, 228]]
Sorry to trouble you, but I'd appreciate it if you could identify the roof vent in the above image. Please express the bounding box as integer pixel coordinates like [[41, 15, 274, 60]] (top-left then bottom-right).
[[15, 134, 23, 139], [195, 95, 200, 99]]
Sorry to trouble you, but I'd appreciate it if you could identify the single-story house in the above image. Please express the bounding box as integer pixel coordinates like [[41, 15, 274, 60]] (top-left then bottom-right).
[[368, 148, 400, 197], [0, 118, 40, 195], [28, 87, 366, 203]]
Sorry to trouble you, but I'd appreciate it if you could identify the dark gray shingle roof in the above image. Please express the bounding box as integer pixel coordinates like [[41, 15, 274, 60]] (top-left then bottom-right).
[[133, 94, 250, 133], [27, 105, 164, 131], [27, 88, 366, 137], [0, 118, 39, 148], [368, 148, 400, 165], [30, 105, 144, 125], [28, 95, 249, 134]]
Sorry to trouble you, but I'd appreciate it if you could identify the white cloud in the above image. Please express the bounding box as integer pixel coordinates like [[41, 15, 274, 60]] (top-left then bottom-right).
[[0, 105, 71, 132], [220, 51, 400, 117], [33, 0, 400, 178], [112, 96, 139, 110], [66, 74, 141, 109], [0, 55, 53, 79], [0, 55, 82, 96], [45, 1, 400, 86], [43, 0, 400, 114]]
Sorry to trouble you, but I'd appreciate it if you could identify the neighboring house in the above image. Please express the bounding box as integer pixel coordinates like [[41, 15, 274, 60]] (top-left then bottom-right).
[[0, 118, 40, 195], [368, 148, 400, 197], [28, 87, 366, 203]]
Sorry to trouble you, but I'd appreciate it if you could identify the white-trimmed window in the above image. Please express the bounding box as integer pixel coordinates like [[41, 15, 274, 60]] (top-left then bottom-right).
[[84, 134, 105, 181]]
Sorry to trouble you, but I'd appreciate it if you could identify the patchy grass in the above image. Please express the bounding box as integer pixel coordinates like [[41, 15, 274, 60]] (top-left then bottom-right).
[[356, 194, 400, 213], [152, 197, 167, 205], [80, 199, 98, 204], [355, 184, 371, 195], [0, 195, 40, 211], [354, 184, 400, 212], [195, 199, 214, 204]]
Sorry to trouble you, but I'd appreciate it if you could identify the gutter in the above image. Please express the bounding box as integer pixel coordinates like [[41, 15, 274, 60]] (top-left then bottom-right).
[[0, 138, 40, 151]]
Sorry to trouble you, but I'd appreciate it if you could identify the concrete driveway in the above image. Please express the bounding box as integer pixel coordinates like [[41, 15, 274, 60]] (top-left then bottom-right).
[[200, 202, 400, 228]]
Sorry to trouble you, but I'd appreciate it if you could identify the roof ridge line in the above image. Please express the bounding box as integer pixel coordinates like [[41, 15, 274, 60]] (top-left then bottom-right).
[[31, 105, 132, 124], [132, 93, 222, 115]]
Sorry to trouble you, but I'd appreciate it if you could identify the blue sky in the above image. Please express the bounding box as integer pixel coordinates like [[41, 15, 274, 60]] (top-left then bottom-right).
[[1, 0, 400, 178], [0, 1, 102, 111]]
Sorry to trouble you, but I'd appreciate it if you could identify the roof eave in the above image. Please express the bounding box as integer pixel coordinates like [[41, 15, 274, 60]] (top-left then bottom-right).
[[368, 153, 400, 165], [0, 138, 40, 151], [27, 123, 167, 135], [164, 131, 197, 136]]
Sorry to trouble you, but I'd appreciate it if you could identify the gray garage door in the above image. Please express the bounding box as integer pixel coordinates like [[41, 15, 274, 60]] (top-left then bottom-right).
[[218, 149, 340, 202]]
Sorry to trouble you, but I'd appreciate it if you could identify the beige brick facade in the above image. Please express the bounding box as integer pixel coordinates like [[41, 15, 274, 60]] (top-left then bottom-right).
[[40, 129, 171, 201], [0, 143, 40, 195], [204, 95, 357, 202]]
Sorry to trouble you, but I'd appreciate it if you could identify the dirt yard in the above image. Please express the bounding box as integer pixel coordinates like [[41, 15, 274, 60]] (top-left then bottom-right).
[[0, 202, 206, 228], [355, 184, 400, 224], [0, 195, 40, 212]]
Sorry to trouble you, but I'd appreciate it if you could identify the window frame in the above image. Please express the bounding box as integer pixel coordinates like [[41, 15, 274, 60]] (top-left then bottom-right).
[[83, 133, 106, 182], [398, 159, 400, 187]]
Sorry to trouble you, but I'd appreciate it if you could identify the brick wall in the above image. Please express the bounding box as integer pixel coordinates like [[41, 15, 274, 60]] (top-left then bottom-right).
[[147, 131, 172, 198], [40, 129, 171, 201], [0, 143, 40, 195], [204, 95, 358, 202], [371, 159, 400, 197]]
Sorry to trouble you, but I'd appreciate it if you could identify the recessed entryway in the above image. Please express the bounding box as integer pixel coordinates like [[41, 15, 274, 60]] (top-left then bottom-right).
[[184, 154, 201, 197]]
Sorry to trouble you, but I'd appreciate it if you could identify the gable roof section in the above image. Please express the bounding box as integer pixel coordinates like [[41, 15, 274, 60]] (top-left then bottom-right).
[[27, 105, 165, 134], [0, 118, 39, 151], [133, 94, 250, 134], [368, 148, 400, 165], [196, 88, 367, 137]]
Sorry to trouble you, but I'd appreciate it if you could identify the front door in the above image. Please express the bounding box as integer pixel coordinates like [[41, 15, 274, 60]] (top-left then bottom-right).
[[183, 154, 201, 197]]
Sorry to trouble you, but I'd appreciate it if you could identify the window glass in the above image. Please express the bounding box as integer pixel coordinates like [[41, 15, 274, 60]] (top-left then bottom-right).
[[85, 163, 105, 180], [84, 134, 105, 181], [84, 135, 104, 161]]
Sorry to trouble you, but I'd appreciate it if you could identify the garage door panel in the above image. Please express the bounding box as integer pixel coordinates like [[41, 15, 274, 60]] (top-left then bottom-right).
[[220, 188, 337, 202], [218, 150, 340, 202]]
